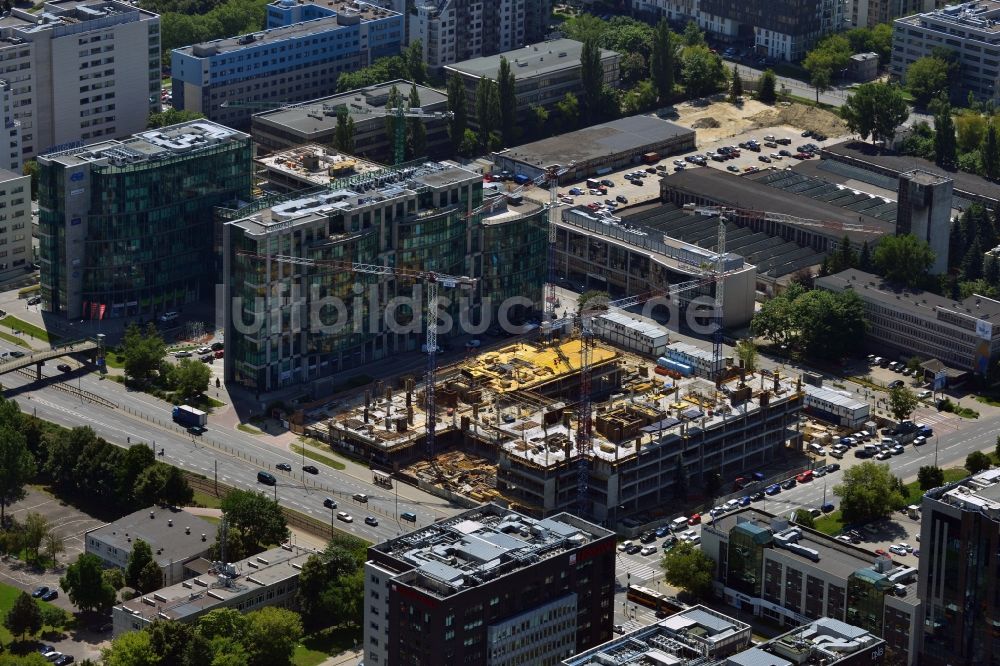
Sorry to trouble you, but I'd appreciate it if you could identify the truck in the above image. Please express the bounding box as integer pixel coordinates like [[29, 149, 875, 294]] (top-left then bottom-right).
[[172, 405, 207, 428], [642, 152, 660, 164]]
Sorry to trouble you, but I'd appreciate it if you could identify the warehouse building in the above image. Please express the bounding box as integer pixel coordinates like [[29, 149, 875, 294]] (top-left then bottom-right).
[[702, 509, 921, 664], [250, 80, 450, 161], [592, 312, 669, 357], [802, 383, 870, 428], [492, 115, 696, 184], [816, 268, 1000, 376]]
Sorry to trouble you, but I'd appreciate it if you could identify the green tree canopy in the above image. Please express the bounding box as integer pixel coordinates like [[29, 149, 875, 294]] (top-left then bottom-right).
[[0, 418, 33, 525], [758, 69, 777, 104], [102, 629, 160, 666], [661, 540, 715, 597], [793, 509, 815, 529], [170, 359, 211, 402], [906, 56, 952, 107], [680, 45, 726, 98], [873, 234, 935, 287], [682, 20, 705, 47], [966, 450, 992, 475], [729, 65, 743, 104], [121, 323, 166, 384], [334, 109, 355, 154], [833, 462, 905, 523], [888, 386, 919, 421], [496, 57, 517, 147], [446, 73, 468, 156], [842, 82, 909, 146], [956, 111, 987, 153], [580, 36, 604, 121], [147, 109, 205, 129], [4, 591, 41, 640], [933, 99, 957, 168], [61, 553, 117, 614], [244, 607, 302, 666], [126, 539, 154, 590], [555, 92, 580, 129], [137, 560, 163, 595], [220, 489, 289, 556], [918, 465, 945, 490], [650, 19, 675, 102]]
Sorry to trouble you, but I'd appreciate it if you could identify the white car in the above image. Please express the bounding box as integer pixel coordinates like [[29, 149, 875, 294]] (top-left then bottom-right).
[[173, 350, 192, 358], [336, 511, 353, 523], [588, 188, 602, 195], [899, 542, 913, 552], [889, 544, 908, 556], [618, 540, 634, 552], [770, 152, 783, 160], [918, 390, 932, 399], [640, 546, 657, 556]]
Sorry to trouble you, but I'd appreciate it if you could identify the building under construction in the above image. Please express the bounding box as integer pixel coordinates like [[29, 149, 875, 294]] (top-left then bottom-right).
[[306, 334, 804, 524]]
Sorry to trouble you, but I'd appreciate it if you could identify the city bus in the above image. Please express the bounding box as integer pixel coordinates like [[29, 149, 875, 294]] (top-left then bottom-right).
[[627, 585, 686, 616], [373, 470, 392, 489]]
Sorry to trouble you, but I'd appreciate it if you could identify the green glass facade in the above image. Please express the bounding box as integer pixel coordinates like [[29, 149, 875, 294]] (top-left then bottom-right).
[[726, 522, 773, 597], [38, 127, 251, 319], [481, 209, 548, 315], [847, 568, 892, 635]]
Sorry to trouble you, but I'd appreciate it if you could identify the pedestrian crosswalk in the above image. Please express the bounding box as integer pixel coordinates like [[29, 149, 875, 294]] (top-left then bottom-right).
[[912, 408, 961, 432], [617, 557, 664, 585]]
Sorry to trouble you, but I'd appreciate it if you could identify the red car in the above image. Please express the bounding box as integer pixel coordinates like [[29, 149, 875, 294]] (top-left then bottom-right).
[[875, 548, 890, 557], [214, 350, 224, 358], [688, 513, 701, 526]]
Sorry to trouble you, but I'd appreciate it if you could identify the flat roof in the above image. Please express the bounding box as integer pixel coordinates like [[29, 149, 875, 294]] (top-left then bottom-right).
[[660, 168, 893, 241], [39, 120, 248, 167], [816, 268, 1000, 331], [0, 0, 156, 33], [595, 311, 669, 339], [176, 15, 347, 56], [258, 144, 383, 187], [823, 140, 1000, 202], [88, 507, 218, 567], [497, 115, 694, 170], [117, 545, 313, 622], [928, 468, 1000, 518], [897, 0, 1000, 33], [253, 80, 447, 135], [802, 383, 868, 411], [445, 38, 618, 80], [372, 504, 612, 599]]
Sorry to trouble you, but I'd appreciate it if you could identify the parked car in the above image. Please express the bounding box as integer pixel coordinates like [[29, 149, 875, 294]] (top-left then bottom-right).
[[688, 513, 701, 525], [41, 589, 58, 601], [640, 545, 657, 556], [27, 296, 42, 306], [625, 543, 642, 554], [54, 657, 74, 666], [173, 350, 192, 358], [765, 483, 781, 495], [821, 502, 836, 513], [782, 478, 797, 489], [889, 380, 904, 389], [616, 195, 628, 204], [917, 390, 932, 399], [825, 463, 841, 473], [750, 491, 765, 501], [759, 155, 771, 163], [31, 586, 49, 599]]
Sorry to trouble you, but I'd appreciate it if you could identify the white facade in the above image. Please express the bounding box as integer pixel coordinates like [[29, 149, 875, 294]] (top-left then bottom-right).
[[802, 383, 870, 428], [0, 81, 21, 172], [593, 312, 669, 357], [0, 170, 30, 280], [663, 341, 728, 378], [363, 560, 393, 666], [0, 0, 160, 160]]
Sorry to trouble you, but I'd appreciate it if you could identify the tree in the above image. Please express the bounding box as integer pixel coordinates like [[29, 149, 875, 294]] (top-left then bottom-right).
[[147, 621, 195, 666], [147, 109, 204, 129], [137, 560, 163, 594], [888, 386, 919, 421], [833, 462, 905, 523], [966, 450, 992, 475], [405, 84, 426, 159], [793, 290, 867, 360], [4, 591, 41, 640], [403, 39, 427, 84], [661, 540, 714, 597], [120, 323, 166, 384], [496, 57, 517, 147], [682, 20, 705, 47], [334, 109, 355, 154], [384, 84, 404, 161], [681, 46, 725, 98], [758, 69, 777, 104], [918, 465, 945, 491], [842, 82, 909, 147], [555, 92, 580, 129], [102, 630, 160, 666], [956, 111, 987, 153], [729, 65, 743, 104], [985, 122, 1000, 180], [906, 56, 951, 107], [446, 73, 467, 156], [0, 423, 33, 525], [126, 539, 154, 590], [475, 76, 499, 148], [220, 490, 289, 556], [197, 608, 249, 642], [650, 19, 675, 102], [620, 52, 648, 87], [244, 607, 302, 666], [750, 283, 805, 347], [171, 359, 211, 402], [803, 51, 833, 105], [793, 509, 815, 529], [527, 104, 548, 140], [103, 568, 125, 592], [23, 160, 38, 200], [933, 99, 957, 168], [578, 290, 610, 312], [735, 339, 757, 371], [458, 128, 479, 157], [996, 434, 1000, 461], [61, 553, 117, 613], [580, 37, 604, 122], [22, 513, 48, 563], [622, 80, 657, 115], [873, 234, 935, 287]]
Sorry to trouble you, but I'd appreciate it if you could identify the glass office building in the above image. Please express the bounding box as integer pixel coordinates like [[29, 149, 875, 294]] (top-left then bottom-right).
[[38, 121, 251, 320]]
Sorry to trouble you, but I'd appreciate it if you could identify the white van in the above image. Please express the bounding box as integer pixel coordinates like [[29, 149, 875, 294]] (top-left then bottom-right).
[[671, 516, 689, 532], [808, 442, 827, 455]]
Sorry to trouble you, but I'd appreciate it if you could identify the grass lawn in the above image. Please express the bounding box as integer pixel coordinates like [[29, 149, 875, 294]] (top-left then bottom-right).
[[204, 396, 225, 408], [290, 443, 346, 471], [0, 582, 71, 647], [974, 393, 1000, 407], [237, 423, 262, 435], [293, 626, 361, 666], [192, 490, 222, 509], [199, 515, 221, 526], [0, 331, 30, 348], [0, 316, 55, 343], [813, 511, 844, 536], [103, 351, 125, 369]]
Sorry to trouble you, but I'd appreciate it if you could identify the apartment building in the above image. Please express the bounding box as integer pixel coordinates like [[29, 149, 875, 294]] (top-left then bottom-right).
[[699, 0, 845, 60], [919, 468, 1000, 666], [0, 169, 30, 281], [85, 507, 218, 588], [0, 81, 20, 172], [251, 79, 450, 161], [892, 1, 1000, 101], [171, 0, 402, 130], [363, 504, 615, 666], [221, 158, 548, 392], [851, 0, 937, 29], [38, 120, 251, 320], [392, 0, 552, 71], [112, 544, 312, 636], [444, 39, 620, 130], [0, 0, 159, 161], [702, 509, 921, 664], [816, 268, 1000, 375]]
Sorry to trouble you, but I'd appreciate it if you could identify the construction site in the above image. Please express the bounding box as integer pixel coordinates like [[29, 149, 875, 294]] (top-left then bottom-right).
[[256, 144, 384, 193], [305, 330, 805, 525]]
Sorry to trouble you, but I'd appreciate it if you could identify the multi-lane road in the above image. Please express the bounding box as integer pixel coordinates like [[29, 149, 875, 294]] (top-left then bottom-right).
[[0, 339, 464, 544]]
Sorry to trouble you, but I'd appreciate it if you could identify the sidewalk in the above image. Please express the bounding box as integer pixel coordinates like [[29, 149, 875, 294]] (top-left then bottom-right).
[[319, 650, 362, 666]]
